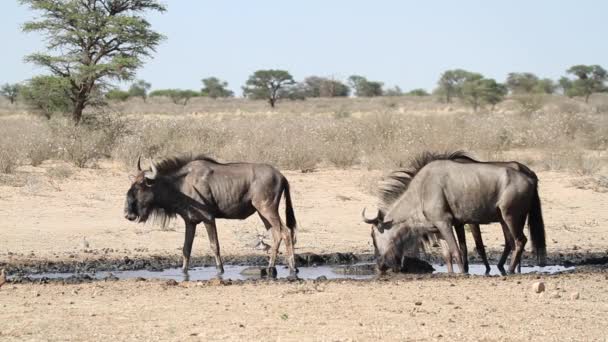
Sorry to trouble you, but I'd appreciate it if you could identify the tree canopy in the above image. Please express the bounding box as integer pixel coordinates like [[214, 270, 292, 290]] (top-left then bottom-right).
[[0, 84, 20, 104], [20, 0, 166, 123], [242, 70, 295, 107], [563, 65, 608, 102], [348, 75, 383, 97], [201, 77, 234, 99], [128, 80, 152, 101]]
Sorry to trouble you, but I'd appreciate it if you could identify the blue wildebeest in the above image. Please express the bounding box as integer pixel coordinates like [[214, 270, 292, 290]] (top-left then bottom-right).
[[124, 155, 298, 278], [363, 151, 546, 274]]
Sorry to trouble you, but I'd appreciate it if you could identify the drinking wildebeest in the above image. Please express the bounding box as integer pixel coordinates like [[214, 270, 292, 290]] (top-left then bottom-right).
[[362, 151, 546, 274], [124, 155, 298, 278]]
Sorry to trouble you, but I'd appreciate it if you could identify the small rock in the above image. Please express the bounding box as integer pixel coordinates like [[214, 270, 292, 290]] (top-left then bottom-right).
[[414, 301, 422, 306], [532, 282, 545, 293], [549, 291, 561, 299], [570, 292, 580, 300], [165, 279, 178, 286], [315, 276, 328, 281]]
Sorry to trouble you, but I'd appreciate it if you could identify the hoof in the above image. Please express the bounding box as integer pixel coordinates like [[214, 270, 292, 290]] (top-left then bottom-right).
[[217, 266, 225, 275], [264, 266, 277, 279]]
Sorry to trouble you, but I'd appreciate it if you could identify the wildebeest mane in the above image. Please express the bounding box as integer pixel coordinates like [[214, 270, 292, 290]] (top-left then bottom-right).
[[377, 151, 474, 211], [153, 154, 220, 176], [145, 154, 219, 229]]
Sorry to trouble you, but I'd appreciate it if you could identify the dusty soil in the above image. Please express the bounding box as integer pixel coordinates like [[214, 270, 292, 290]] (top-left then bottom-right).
[[1, 162, 608, 340], [1, 272, 607, 341]]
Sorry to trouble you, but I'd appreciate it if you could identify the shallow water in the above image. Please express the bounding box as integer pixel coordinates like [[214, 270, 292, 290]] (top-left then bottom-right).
[[14, 263, 575, 282]]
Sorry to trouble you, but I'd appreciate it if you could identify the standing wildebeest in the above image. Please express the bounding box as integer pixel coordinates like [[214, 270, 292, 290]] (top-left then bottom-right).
[[362, 152, 546, 274], [449, 154, 542, 274], [124, 155, 298, 278]]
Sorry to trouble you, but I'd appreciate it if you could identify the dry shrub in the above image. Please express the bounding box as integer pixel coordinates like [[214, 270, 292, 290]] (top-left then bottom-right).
[[0, 144, 19, 173], [2, 96, 607, 173], [47, 164, 73, 180]]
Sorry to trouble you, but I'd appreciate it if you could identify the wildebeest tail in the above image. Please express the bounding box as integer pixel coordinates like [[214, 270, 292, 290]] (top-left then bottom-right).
[[283, 179, 297, 243], [529, 183, 546, 266]]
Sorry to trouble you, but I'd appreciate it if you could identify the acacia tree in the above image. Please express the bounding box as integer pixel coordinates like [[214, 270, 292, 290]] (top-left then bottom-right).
[[462, 76, 507, 112], [565, 65, 608, 103], [436, 69, 474, 103], [348, 75, 383, 97], [20, 0, 166, 123], [242, 70, 295, 107], [128, 80, 152, 102], [303, 76, 350, 97], [0, 84, 20, 104], [201, 77, 234, 99]]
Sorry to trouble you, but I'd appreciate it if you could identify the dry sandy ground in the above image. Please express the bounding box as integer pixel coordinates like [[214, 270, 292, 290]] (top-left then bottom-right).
[[1, 272, 607, 341], [1, 162, 607, 263]]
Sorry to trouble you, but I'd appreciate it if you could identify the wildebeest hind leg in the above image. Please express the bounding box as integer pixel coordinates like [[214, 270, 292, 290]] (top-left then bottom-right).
[[469, 224, 491, 275], [454, 224, 469, 273], [503, 215, 527, 274], [182, 222, 197, 274], [203, 220, 224, 274], [258, 212, 282, 278], [497, 221, 514, 276]]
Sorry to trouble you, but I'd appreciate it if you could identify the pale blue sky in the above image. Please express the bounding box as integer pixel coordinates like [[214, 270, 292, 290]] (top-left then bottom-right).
[[1, 1, 607, 95]]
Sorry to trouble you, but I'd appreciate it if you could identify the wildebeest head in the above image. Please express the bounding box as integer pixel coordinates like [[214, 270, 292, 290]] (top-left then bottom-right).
[[363, 207, 423, 273], [362, 208, 401, 272], [124, 157, 159, 223]]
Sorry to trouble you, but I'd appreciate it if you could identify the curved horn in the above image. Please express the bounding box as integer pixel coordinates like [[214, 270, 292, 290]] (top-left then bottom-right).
[[137, 156, 142, 171], [145, 159, 158, 179], [361, 208, 379, 224]]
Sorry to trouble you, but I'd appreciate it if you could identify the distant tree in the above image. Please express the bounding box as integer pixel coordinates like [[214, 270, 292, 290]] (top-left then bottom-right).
[[242, 70, 295, 107], [303, 76, 350, 97], [506, 72, 540, 94], [535, 78, 556, 94], [128, 80, 152, 102], [20, 0, 166, 123], [348, 75, 383, 97], [558, 77, 574, 97], [436, 69, 475, 103], [20, 75, 73, 119], [149, 89, 200, 105], [462, 75, 507, 111], [0, 83, 20, 104], [384, 86, 403, 96], [201, 77, 234, 99], [506, 73, 556, 95], [481, 79, 508, 110], [106, 89, 131, 102], [406, 88, 429, 96], [279, 83, 308, 100], [564, 65, 608, 103]]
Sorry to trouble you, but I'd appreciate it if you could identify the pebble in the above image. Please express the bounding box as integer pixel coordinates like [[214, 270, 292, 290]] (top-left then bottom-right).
[[414, 301, 422, 306], [165, 279, 178, 286], [570, 292, 580, 300], [549, 291, 561, 299], [532, 282, 545, 293]]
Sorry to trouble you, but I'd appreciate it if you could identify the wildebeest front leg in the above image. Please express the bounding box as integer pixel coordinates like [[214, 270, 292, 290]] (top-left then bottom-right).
[[204, 220, 224, 274], [436, 222, 464, 273], [469, 224, 491, 275], [182, 222, 197, 274], [454, 224, 469, 273]]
